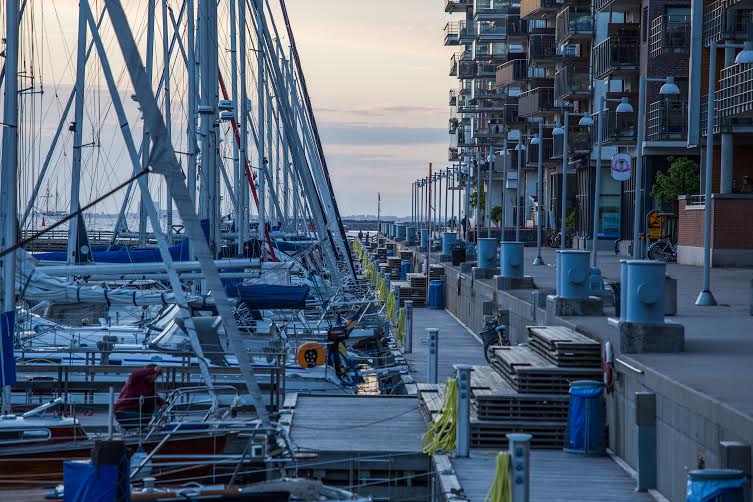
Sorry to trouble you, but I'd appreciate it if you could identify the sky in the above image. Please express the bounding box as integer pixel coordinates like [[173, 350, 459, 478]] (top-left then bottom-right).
[[284, 1, 454, 216]]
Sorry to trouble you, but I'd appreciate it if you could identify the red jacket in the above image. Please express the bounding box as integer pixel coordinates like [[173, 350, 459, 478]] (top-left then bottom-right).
[[115, 367, 165, 414]]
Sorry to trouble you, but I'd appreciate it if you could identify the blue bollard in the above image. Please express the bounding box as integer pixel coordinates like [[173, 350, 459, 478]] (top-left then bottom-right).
[[626, 260, 666, 324], [620, 260, 629, 321], [559, 250, 591, 299], [400, 260, 413, 279], [442, 232, 458, 255], [477, 238, 498, 269], [500, 241, 525, 279], [420, 228, 429, 249], [406, 226, 417, 243], [396, 224, 406, 241]]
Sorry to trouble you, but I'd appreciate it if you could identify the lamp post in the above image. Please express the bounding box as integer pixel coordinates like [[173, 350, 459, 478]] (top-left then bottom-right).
[[515, 141, 525, 242], [487, 152, 495, 238], [632, 75, 680, 259], [530, 122, 545, 265]]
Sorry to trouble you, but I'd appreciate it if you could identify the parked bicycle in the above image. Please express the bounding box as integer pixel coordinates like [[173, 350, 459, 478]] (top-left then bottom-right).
[[478, 312, 511, 363], [648, 238, 677, 262], [547, 229, 573, 249]]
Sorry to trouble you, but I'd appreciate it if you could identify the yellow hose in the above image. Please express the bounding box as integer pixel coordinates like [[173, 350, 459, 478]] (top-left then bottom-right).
[[395, 308, 405, 344], [386, 291, 396, 321], [421, 379, 457, 454], [485, 451, 512, 502]]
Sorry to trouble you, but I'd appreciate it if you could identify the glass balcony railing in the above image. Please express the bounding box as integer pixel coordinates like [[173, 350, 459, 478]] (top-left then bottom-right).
[[520, 0, 559, 19], [555, 7, 594, 45], [592, 107, 638, 144], [553, 126, 592, 157], [647, 100, 688, 140], [650, 15, 690, 57], [554, 64, 591, 99], [593, 36, 640, 79], [478, 21, 506, 39], [526, 137, 553, 167], [702, 0, 753, 46], [528, 34, 559, 61]]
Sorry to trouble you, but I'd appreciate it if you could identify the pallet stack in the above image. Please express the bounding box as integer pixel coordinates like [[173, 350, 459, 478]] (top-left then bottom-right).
[[387, 257, 403, 280], [400, 250, 413, 261], [418, 326, 602, 450], [374, 247, 387, 262]]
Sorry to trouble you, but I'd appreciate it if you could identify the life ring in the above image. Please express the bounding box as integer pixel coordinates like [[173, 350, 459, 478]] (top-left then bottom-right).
[[296, 342, 325, 369]]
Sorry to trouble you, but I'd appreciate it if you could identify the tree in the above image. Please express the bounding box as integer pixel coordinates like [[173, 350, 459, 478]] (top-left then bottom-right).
[[651, 156, 700, 206], [491, 206, 503, 226]]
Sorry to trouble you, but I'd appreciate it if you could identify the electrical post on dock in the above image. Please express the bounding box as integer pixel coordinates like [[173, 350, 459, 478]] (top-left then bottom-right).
[[427, 328, 439, 384], [508, 433, 532, 502], [455, 364, 472, 458], [403, 300, 414, 353]]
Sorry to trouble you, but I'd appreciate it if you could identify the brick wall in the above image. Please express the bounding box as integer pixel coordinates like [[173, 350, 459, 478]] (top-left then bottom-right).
[[678, 194, 753, 249]]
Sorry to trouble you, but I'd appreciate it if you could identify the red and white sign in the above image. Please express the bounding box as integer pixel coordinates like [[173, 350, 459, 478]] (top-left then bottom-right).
[[611, 153, 632, 181]]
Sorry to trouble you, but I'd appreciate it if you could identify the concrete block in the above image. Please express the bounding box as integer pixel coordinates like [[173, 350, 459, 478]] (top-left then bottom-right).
[[460, 262, 477, 274], [546, 295, 604, 317], [494, 275, 536, 291], [472, 267, 499, 281], [439, 254, 452, 263], [608, 318, 685, 353], [591, 289, 615, 307]]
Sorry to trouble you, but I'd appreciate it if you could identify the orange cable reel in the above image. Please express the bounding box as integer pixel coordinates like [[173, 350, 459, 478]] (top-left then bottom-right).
[[296, 342, 326, 369]]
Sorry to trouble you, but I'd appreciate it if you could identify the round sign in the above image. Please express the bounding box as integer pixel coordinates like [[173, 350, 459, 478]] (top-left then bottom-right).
[[611, 153, 632, 181]]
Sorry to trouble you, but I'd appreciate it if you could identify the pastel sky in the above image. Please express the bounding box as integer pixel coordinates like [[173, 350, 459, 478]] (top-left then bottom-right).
[[284, 0, 454, 216]]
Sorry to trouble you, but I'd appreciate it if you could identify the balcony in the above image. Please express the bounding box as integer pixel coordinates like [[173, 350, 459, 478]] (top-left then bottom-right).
[[649, 15, 690, 57], [450, 51, 476, 78], [520, 0, 559, 20], [554, 64, 591, 100], [449, 90, 458, 106], [552, 126, 592, 158], [701, 92, 753, 136], [449, 147, 460, 162], [526, 137, 554, 167], [518, 87, 570, 116], [647, 100, 688, 141], [459, 20, 477, 43], [475, 0, 512, 20], [593, 36, 640, 79], [478, 21, 506, 40], [528, 34, 559, 63], [444, 22, 460, 46], [555, 7, 594, 45], [596, 0, 640, 14], [702, 0, 753, 46], [718, 64, 753, 118], [592, 107, 637, 145], [445, 0, 473, 13]]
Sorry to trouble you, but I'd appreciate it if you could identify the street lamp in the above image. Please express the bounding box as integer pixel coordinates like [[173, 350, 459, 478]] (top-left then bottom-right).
[[632, 75, 680, 259], [530, 127, 545, 265], [487, 152, 496, 238], [555, 112, 591, 250], [515, 141, 526, 242]]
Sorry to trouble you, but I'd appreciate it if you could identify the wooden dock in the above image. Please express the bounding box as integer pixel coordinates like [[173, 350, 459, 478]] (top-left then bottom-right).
[[434, 449, 654, 501]]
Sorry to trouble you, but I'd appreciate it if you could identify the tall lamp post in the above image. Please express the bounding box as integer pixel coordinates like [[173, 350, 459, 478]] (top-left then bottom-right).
[[487, 152, 496, 238], [632, 75, 681, 259], [514, 141, 526, 242], [530, 122, 545, 265]]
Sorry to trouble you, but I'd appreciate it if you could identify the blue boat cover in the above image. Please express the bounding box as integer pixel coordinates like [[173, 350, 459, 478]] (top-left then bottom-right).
[[64, 461, 130, 502], [227, 284, 310, 310], [0, 311, 15, 387]]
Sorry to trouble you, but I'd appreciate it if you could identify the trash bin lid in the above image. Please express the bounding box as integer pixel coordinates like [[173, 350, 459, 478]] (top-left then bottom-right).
[[688, 469, 745, 481]]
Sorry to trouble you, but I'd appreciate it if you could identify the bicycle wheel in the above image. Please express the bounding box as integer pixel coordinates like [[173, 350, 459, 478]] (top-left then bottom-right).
[[649, 240, 673, 262]]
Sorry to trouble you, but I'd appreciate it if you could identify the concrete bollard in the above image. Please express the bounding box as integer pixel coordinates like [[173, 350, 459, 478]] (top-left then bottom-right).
[[427, 328, 439, 384], [626, 261, 666, 324], [620, 260, 629, 321], [442, 232, 458, 255], [406, 226, 417, 244], [719, 441, 751, 502], [636, 392, 657, 492], [477, 238, 498, 269], [420, 228, 429, 249], [508, 433, 532, 502], [501, 241, 525, 279], [403, 301, 414, 353], [454, 364, 472, 458], [558, 250, 591, 300]]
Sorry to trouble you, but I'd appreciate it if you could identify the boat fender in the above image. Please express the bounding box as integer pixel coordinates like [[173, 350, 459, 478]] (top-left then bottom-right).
[[296, 342, 325, 369], [603, 341, 615, 394]]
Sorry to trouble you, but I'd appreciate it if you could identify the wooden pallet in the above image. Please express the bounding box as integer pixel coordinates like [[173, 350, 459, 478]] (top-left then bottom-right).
[[400, 251, 413, 260], [490, 346, 602, 394], [470, 366, 570, 422], [470, 413, 567, 449], [528, 326, 602, 368], [417, 383, 443, 422]]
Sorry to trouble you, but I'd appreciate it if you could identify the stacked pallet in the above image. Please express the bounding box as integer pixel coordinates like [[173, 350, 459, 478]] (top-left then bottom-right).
[[387, 257, 403, 279], [528, 326, 602, 368], [399, 273, 427, 307], [400, 250, 413, 261], [374, 247, 387, 262]]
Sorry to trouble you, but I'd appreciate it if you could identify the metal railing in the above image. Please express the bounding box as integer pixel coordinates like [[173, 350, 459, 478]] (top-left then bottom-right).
[[518, 87, 571, 116], [478, 21, 506, 39], [702, 0, 753, 46], [526, 137, 554, 166], [496, 59, 528, 87], [647, 100, 689, 140], [449, 89, 458, 106], [555, 6, 594, 45], [596, 0, 639, 13], [718, 63, 753, 118], [592, 107, 638, 144], [554, 64, 591, 99], [593, 35, 640, 78], [459, 20, 477, 42], [552, 126, 592, 157], [445, 0, 473, 13], [650, 15, 690, 57], [444, 22, 460, 45], [701, 90, 753, 136], [529, 34, 559, 61]]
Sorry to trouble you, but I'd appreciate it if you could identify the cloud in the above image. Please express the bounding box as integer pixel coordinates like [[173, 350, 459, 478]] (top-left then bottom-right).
[[318, 123, 447, 146]]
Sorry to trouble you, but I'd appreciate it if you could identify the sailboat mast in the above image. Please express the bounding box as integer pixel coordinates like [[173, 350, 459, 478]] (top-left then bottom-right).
[[238, 0, 249, 252], [256, 0, 266, 248], [162, 0, 173, 239], [0, 0, 20, 413], [139, 0, 155, 247]]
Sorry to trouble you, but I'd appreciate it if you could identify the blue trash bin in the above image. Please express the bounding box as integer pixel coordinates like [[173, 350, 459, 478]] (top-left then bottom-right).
[[401, 260, 413, 280], [428, 281, 445, 310], [565, 380, 606, 455], [687, 469, 746, 502]]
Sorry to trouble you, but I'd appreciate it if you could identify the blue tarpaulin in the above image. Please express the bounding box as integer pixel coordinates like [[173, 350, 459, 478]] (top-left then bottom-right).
[[0, 311, 16, 387], [226, 284, 310, 310], [35, 237, 190, 263], [566, 380, 605, 455], [64, 461, 130, 502]]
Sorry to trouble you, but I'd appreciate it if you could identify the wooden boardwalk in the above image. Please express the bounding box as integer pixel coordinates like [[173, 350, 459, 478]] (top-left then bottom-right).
[[405, 308, 488, 383], [439, 449, 654, 501]]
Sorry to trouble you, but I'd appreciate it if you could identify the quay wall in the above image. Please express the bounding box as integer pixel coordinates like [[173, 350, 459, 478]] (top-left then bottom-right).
[[399, 247, 753, 502]]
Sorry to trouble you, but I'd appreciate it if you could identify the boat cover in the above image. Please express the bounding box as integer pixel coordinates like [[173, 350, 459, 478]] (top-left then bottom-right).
[[227, 284, 310, 310]]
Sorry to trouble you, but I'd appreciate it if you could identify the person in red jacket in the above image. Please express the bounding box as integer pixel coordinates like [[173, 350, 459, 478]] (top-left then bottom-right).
[[115, 364, 165, 430]]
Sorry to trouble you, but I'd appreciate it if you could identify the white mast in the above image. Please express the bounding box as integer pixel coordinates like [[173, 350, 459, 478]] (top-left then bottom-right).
[[256, 0, 266, 248], [162, 0, 173, 238], [139, 0, 155, 247], [238, 0, 249, 251]]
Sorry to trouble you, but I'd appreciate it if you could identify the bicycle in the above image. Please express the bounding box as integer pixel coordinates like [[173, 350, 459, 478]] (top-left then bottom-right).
[[478, 312, 511, 364], [547, 229, 573, 249], [648, 238, 677, 262]]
